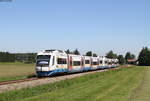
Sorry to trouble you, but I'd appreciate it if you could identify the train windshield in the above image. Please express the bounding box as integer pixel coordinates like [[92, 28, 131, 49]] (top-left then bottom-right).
[[36, 55, 51, 67]]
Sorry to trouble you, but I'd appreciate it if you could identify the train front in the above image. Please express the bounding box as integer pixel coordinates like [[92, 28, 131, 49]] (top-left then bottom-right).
[[35, 51, 54, 77]]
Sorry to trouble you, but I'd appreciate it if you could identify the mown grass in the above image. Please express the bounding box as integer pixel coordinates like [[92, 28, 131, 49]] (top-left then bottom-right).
[[0, 66, 146, 101], [0, 62, 35, 82], [127, 66, 150, 101]]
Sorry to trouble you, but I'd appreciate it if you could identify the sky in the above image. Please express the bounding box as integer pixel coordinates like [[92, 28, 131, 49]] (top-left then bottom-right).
[[0, 0, 150, 56]]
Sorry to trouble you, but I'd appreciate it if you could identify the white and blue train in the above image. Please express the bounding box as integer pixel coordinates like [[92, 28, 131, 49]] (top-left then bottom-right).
[[36, 50, 119, 77]]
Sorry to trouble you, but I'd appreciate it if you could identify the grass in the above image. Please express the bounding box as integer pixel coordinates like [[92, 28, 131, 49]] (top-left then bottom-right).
[[0, 66, 146, 101], [127, 66, 150, 101], [0, 62, 35, 82]]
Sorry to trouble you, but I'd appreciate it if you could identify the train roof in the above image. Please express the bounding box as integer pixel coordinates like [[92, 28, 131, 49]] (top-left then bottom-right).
[[38, 49, 66, 55], [37, 50, 118, 61]]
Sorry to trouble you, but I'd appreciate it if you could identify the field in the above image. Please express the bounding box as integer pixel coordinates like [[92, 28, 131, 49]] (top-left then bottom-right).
[[128, 66, 150, 101], [0, 66, 147, 101], [0, 62, 35, 82]]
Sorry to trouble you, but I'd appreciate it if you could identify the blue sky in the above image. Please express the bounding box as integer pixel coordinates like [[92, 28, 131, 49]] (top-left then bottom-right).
[[0, 0, 149, 56]]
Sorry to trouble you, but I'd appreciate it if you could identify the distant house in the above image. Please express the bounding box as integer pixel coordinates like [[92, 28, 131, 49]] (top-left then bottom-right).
[[127, 59, 138, 65]]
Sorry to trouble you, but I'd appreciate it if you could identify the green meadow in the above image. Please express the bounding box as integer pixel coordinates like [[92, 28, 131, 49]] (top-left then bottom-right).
[[0, 62, 35, 82], [0, 66, 147, 101]]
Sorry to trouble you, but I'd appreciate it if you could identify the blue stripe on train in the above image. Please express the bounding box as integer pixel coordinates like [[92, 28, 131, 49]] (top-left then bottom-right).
[[98, 66, 105, 69], [36, 65, 115, 77], [83, 67, 91, 71], [37, 67, 91, 76], [37, 68, 68, 76]]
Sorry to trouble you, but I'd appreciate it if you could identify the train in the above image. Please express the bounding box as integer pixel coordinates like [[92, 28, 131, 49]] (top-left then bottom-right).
[[35, 50, 119, 77]]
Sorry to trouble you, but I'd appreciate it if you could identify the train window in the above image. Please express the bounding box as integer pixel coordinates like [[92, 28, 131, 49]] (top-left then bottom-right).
[[36, 55, 51, 67], [37, 55, 50, 60], [100, 61, 103, 64], [115, 62, 118, 64], [63, 58, 67, 64], [108, 62, 112, 65], [57, 58, 67, 64], [105, 61, 108, 64], [73, 61, 80, 66], [85, 60, 90, 64], [93, 62, 97, 65]]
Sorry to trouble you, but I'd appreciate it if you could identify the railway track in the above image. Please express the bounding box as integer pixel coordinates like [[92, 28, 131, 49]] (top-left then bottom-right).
[[0, 67, 122, 86], [0, 77, 39, 86]]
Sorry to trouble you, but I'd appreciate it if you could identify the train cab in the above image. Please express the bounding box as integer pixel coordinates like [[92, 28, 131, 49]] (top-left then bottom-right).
[[36, 50, 68, 76]]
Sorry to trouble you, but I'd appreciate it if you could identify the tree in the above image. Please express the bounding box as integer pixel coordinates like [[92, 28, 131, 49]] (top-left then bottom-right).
[[125, 52, 131, 60], [93, 53, 97, 57], [73, 49, 80, 55], [138, 47, 150, 66], [106, 50, 117, 59], [117, 55, 125, 65], [65, 49, 71, 54], [106, 50, 113, 59], [85, 51, 92, 56], [131, 54, 135, 59]]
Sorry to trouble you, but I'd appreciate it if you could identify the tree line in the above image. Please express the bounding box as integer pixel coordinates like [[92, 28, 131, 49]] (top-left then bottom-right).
[[0, 52, 15, 62], [65, 49, 136, 65], [0, 52, 36, 63], [0, 47, 150, 65]]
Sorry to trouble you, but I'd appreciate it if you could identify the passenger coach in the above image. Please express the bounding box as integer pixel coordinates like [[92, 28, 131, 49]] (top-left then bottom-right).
[[36, 50, 119, 77]]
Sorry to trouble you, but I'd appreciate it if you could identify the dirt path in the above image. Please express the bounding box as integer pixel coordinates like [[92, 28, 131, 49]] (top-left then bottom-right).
[[129, 67, 150, 101]]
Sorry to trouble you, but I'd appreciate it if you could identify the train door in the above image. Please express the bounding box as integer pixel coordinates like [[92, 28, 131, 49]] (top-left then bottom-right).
[[69, 56, 72, 71], [90, 58, 93, 69], [97, 59, 99, 69], [81, 57, 84, 70]]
